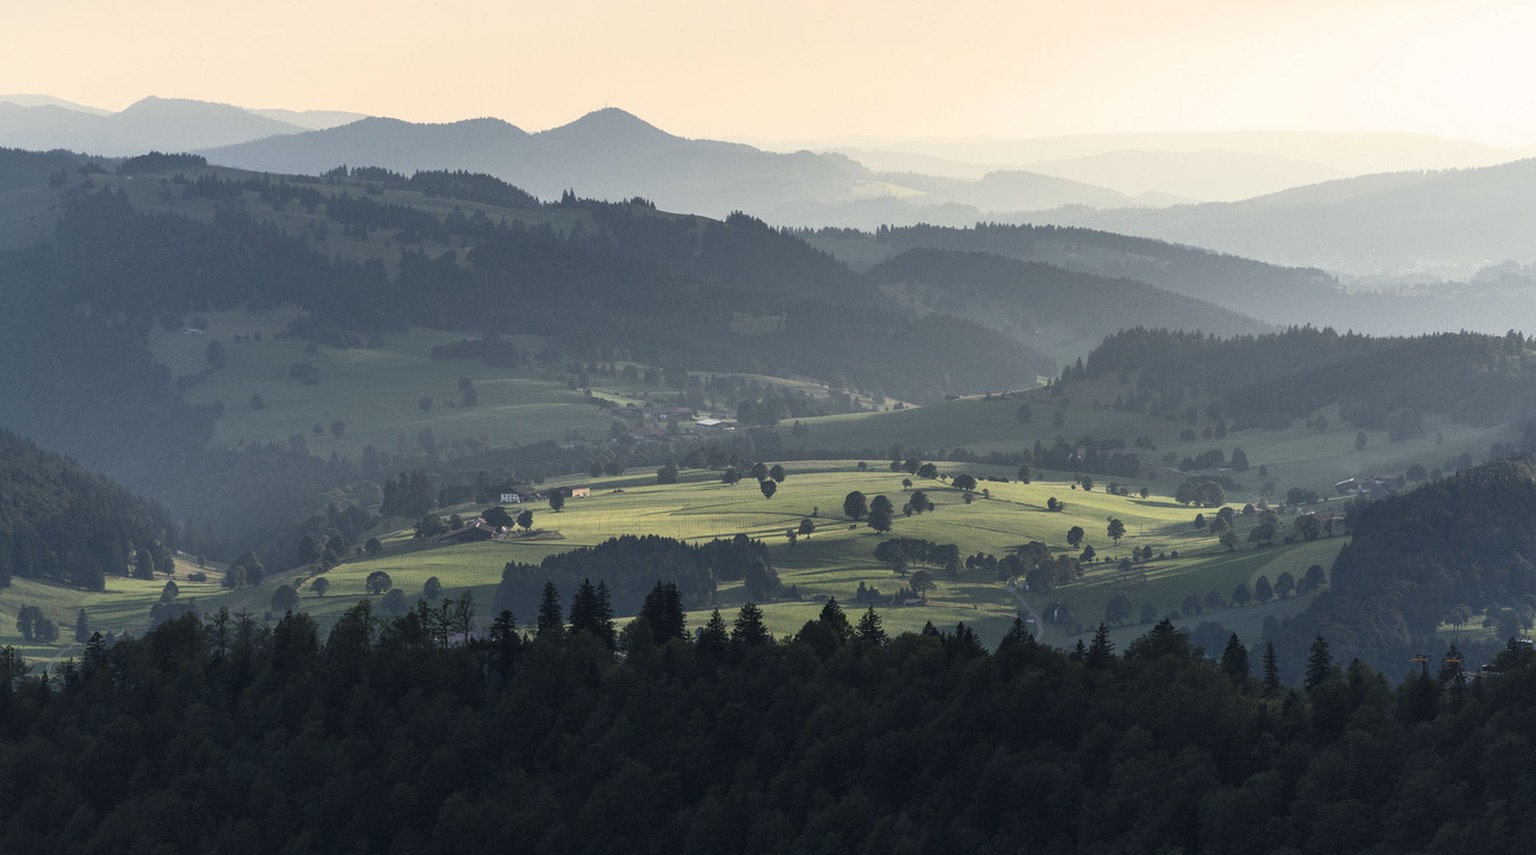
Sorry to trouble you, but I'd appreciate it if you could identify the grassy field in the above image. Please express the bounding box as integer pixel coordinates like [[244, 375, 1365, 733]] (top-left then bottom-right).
[[146, 311, 680, 458], [776, 375, 1518, 501], [3, 460, 1386, 663]]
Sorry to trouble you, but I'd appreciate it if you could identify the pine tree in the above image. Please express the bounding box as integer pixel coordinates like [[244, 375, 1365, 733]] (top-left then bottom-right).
[[697, 609, 729, 660], [997, 616, 1036, 652], [536, 582, 564, 637], [1220, 633, 1249, 685], [817, 598, 852, 642], [1086, 623, 1115, 670], [1262, 641, 1282, 697], [731, 602, 772, 648], [1305, 635, 1334, 690], [74, 608, 91, 644], [638, 580, 687, 644], [855, 606, 888, 646]]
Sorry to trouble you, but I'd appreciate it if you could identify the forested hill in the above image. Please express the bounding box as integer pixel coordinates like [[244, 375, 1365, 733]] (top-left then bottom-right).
[[1079, 326, 1536, 431], [4, 604, 1536, 851], [863, 247, 1270, 358], [0, 431, 176, 590], [1274, 453, 1536, 678], [844, 221, 1339, 323]]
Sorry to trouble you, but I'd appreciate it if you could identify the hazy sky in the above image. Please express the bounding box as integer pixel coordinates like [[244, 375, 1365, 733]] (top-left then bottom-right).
[[7, 0, 1535, 144]]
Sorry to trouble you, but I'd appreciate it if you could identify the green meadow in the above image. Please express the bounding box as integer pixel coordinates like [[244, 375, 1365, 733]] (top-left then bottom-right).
[[3, 460, 1395, 662]]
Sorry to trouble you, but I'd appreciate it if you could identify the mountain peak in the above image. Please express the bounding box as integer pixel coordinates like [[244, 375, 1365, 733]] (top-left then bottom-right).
[[545, 107, 674, 142]]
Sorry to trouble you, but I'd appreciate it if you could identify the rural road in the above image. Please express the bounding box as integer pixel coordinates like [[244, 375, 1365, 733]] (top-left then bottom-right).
[[1004, 582, 1046, 643]]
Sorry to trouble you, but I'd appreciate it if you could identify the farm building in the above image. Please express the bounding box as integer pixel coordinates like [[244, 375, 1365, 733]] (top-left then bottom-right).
[[435, 518, 502, 544]]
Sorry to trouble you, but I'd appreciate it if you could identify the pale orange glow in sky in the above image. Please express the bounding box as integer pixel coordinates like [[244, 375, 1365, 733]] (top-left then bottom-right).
[[5, 0, 1535, 143]]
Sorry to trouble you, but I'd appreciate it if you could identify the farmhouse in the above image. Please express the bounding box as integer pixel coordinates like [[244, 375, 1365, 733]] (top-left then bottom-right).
[[552, 485, 592, 499], [435, 518, 502, 544]]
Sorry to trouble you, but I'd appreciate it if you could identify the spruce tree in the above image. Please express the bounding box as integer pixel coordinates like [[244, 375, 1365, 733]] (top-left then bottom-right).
[[1262, 641, 1282, 697], [697, 609, 729, 659], [1220, 633, 1249, 684], [536, 582, 564, 637], [1086, 623, 1115, 670], [855, 606, 888, 646], [638, 580, 687, 644], [731, 602, 772, 647], [1305, 635, 1334, 690]]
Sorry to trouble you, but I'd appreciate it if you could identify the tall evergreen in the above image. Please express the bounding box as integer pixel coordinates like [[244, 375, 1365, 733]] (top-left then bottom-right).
[[637, 580, 687, 644], [1220, 633, 1250, 684], [536, 582, 564, 637], [1086, 623, 1116, 670], [731, 602, 772, 648], [855, 606, 888, 646], [1262, 641, 1283, 697], [1305, 635, 1335, 690]]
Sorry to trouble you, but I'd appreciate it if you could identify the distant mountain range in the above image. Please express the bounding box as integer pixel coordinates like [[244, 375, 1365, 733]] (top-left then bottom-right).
[[0, 95, 364, 155], [11, 95, 1536, 280], [1033, 157, 1536, 278]]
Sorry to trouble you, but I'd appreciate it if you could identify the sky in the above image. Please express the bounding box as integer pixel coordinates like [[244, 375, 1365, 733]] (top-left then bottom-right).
[[6, 0, 1536, 144]]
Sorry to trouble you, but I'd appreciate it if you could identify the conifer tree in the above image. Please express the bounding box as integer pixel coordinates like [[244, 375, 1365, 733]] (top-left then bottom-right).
[[1305, 635, 1334, 690], [1261, 641, 1282, 697], [638, 580, 687, 644], [536, 582, 564, 637], [1220, 633, 1249, 685], [731, 602, 772, 648], [855, 606, 888, 646]]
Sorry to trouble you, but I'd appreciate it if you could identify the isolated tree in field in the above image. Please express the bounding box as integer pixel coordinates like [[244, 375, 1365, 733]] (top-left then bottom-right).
[[1275, 571, 1296, 599], [160, 580, 180, 604], [1254, 575, 1274, 603], [1230, 447, 1249, 472], [1066, 526, 1085, 548], [657, 462, 679, 484], [365, 570, 393, 595], [1080, 544, 1096, 563], [868, 506, 894, 534], [423, 576, 443, 600], [1193, 513, 1206, 529], [1046, 497, 1063, 512], [1302, 563, 1327, 593], [798, 518, 815, 538], [759, 479, 777, 499], [549, 492, 566, 512], [902, 478, 913, 491], [917, 462, 939, 479], [1017, 464, 1032, 483], [74, 609, 90, 644], [1232, 582, 1252, 606], [312, 577, 330, 597], [952, 473, 978, 492], [871, 495, 894, 515], [418, 396, 433, 413], [909, 570, 936, 597], [769, 464, 786, 483], [1105, 593, 1133, 626], [908, 489, 932, 513], [1079, 476, 1094, 492], [1219, 530, 1239, 551], [1106, 518, 1126, 544], [516, 509, 534, 531], [271, 584, 299, 614], [721, 467, 741, 485], [751, 461, 769, 482], [843, 491, 868, 520], [1354, 431, 1368, 451]]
